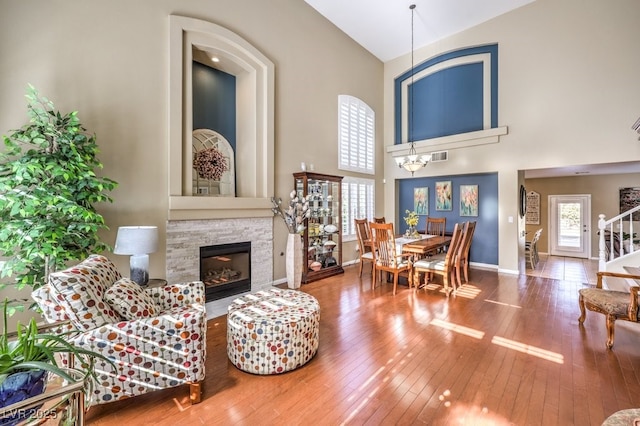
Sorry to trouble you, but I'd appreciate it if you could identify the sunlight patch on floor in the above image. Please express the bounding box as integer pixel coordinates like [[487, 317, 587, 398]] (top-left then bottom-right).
[[491, 336, 564, 364], [430, 318, 485, 339], [454, 284, 481, 299], [484, 299, 522, 309]]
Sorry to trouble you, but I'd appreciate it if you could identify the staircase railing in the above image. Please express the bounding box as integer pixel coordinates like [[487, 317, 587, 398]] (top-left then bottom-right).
[[598, 205, 640, 270]]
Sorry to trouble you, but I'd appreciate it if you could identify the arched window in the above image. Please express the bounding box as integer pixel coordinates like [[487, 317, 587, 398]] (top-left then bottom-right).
[[338, 95, 374, 175]]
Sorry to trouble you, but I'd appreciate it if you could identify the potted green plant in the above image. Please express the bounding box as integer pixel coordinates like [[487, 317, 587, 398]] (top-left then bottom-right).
[[0, 300, 112, 424], [0, 85, 117, 295]]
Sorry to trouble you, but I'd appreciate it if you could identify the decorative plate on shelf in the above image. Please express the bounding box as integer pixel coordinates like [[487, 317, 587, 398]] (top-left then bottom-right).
[[324, 224, 338, 234], [323, 240, 337, 249]]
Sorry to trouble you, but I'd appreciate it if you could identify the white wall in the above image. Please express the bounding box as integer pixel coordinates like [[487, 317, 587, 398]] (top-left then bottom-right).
[[383, 0, 640, 272]]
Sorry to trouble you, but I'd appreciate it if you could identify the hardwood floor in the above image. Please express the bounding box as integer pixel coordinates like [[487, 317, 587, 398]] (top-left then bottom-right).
[[86, 264, 640, 425], [525, 253, 598, 285]]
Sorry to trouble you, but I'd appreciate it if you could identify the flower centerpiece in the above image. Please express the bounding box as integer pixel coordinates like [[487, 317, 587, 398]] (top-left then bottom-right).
[[271, 191, 311, 234], [404, 210, 420, 238], [192, 147, 229, 181]]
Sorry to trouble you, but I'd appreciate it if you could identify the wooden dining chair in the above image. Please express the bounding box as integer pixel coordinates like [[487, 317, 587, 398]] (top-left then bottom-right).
[[425, 217, 446, 237], [354, 218, 374, 277], [369, 222, 412, 295], [455, 220, 476, 288], [525, 228, 543, 269], [373, 217, 386, 224], [424, 217, 447, 255], [412, 222, 465, 295]]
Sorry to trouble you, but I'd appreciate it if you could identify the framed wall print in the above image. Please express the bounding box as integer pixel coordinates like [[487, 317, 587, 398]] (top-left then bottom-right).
[[526, 190, 540, 225], [414, 187, 428, 215], [435, 181, 452, 211], [460, 185, 479, 217]]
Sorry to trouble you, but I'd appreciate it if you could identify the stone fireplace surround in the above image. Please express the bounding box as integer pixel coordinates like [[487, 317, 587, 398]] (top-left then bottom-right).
[[166, 217, 274, 318]]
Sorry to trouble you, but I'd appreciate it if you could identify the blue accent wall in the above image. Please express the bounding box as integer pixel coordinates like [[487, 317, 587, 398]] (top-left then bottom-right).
[[395, 44, 498, 144], [192, 61, 236, 149], [410, 63, 484, 140], [397, 172, 498, 265]]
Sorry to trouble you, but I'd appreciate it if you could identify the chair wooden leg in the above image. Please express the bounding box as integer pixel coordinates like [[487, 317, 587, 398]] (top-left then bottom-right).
[[455, 266, 462, 290], [463, 262, 469, 284], [578, 294, 586, 323], [358, 259, 363, 277], [392, 273, 398, 295], [371, 266, 377, 290], [606, 315, 616, 349], [190, 381, 202, 404], [443, 274, 451, 296]]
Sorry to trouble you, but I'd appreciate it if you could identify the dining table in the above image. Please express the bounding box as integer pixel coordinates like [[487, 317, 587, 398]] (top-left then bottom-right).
[[400, 234, 453, 258]]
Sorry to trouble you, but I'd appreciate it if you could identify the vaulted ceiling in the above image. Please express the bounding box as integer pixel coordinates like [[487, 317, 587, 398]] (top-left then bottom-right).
[[304, 0, 535, 62]]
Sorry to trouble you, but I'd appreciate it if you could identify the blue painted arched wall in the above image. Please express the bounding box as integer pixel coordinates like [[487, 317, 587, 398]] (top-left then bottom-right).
[[397, 172, 498, 265], [394, 44, 498, 144], [192, 61, 237, 150]]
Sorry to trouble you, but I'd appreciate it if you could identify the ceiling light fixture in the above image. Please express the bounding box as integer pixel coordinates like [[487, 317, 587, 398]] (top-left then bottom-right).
[[395, 4, 430, 176], [211, 56, 220, 63]]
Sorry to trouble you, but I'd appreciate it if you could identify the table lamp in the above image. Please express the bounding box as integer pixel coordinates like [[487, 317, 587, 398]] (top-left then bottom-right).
[[113, 226, 159, 286]]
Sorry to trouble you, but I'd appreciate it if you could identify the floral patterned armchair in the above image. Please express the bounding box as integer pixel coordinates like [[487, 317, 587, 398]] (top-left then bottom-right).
[[31, 255, 207, 406]]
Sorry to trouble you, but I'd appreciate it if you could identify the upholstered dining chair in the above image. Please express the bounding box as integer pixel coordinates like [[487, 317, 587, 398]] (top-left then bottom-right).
[[369, 222, 413, 295], [412, 222, 465, 295], [578, 271, 640, 349], [455, 220, 476, 288], [354, 218, 374, 277]]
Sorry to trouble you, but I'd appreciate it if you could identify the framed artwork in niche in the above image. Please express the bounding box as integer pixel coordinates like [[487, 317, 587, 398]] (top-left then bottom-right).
[[620, 187, 640, 221], [414, 187, 428, 215], [460, 185, 479, 217], [435, 181, 452, 211]]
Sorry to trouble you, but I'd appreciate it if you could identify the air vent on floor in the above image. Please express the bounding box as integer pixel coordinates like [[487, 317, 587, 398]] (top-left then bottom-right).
[[430, 151, 448, 162]]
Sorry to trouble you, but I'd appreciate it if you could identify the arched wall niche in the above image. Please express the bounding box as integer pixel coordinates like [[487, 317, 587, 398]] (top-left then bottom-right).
[[168, 15, 274, 219]]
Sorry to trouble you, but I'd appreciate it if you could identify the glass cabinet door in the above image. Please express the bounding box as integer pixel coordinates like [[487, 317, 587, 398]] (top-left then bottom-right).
[[293, 172, 344, 283]]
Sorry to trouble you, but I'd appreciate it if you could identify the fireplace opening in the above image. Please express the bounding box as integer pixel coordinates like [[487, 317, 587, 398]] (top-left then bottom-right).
[[200, 241, 251, 302]]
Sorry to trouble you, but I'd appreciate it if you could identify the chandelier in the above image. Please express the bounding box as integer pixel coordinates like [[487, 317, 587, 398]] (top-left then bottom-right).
[[395, 4, 431, 176]]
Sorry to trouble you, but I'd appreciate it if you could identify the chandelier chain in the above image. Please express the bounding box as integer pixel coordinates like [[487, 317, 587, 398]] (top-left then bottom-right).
[[396, 4, 430, 176]]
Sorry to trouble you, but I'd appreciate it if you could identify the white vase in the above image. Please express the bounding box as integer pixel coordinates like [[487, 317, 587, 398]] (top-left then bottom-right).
[[286, 233, 303, 289]]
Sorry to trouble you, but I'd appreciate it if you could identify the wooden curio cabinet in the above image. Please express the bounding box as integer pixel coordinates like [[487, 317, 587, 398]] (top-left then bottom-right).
[[294, 172, 344, 283]]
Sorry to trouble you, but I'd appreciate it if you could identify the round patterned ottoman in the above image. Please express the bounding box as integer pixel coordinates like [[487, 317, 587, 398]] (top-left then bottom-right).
[[227, 288, 320, 374]]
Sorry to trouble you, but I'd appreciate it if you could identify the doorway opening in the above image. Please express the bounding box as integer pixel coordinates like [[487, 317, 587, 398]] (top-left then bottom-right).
[[549, 194, 591, 258]]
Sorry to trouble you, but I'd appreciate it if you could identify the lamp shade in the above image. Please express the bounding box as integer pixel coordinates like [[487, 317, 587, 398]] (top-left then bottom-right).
[[113, 226, 159, 255]]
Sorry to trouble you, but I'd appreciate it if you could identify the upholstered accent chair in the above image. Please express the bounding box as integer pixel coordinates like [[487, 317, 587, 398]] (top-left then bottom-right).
[[578, 271, 640, 349], [32, 254, 207, 406]]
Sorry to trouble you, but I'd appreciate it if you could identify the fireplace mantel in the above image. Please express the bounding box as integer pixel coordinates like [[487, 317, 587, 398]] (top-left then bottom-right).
[[168, 196, 273, 220]]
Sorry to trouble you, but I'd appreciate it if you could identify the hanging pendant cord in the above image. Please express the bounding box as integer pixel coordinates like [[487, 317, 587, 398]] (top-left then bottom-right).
[[410, 4, 415, 146]]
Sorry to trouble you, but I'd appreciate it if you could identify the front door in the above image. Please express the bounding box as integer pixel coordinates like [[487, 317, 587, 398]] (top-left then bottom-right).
[[549, 195, 591, 258]]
